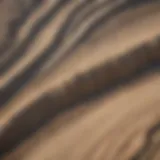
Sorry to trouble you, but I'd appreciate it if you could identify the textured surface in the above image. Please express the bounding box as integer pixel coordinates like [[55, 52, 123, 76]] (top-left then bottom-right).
[[0, 0, 160, 159]]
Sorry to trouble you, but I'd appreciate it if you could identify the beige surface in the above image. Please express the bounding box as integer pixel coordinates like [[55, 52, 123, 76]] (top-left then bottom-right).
[[2, 72, 160, 160], [0, 1, 160, 160], [1, 3, 160, 122]]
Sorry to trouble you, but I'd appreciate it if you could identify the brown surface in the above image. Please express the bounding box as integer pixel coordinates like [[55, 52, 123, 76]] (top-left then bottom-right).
[[2, 72, 160, 160], [0, 1, 160, 160]]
